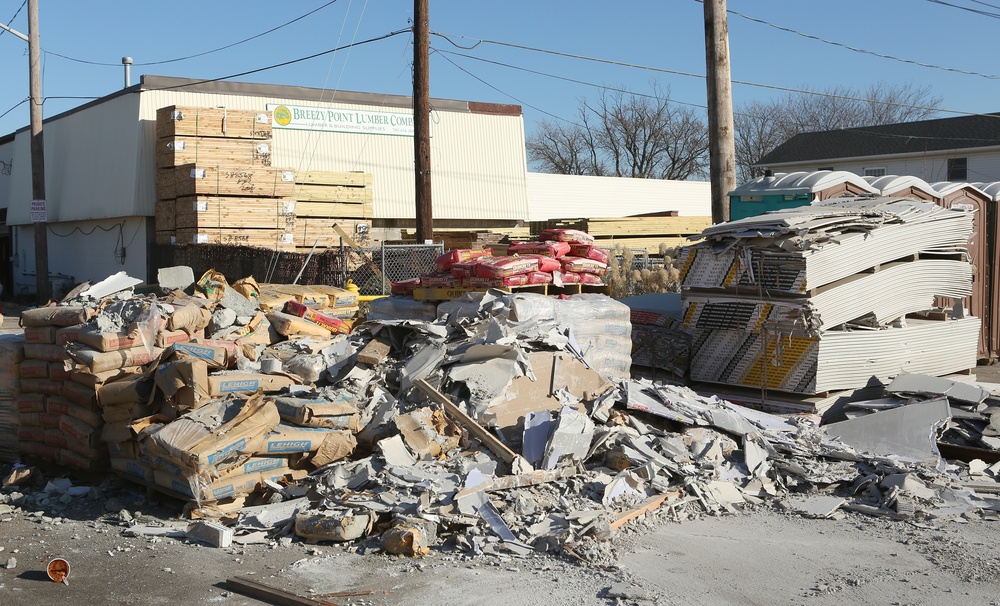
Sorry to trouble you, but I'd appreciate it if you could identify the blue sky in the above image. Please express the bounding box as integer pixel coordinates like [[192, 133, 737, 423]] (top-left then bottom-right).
[[1, 0, 998, 142]]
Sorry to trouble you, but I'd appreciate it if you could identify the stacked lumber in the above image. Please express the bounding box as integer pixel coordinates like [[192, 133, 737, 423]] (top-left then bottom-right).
[[0, 332, 23, 462], [154, 105, 297, 250], [288, 171, 375, 252], [401, 227, 532, 255], [534, 215, 713, 254], [679, 197, 979, 403]]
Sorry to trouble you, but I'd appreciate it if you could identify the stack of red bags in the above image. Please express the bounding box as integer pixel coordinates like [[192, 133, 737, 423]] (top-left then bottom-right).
[[390, 229, 609, 294]]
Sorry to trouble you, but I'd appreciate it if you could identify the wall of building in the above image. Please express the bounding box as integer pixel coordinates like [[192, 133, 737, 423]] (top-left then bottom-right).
[[764, 148, 1000, 184], [10, 217, 150, 299], [525, 173, 711, 221]]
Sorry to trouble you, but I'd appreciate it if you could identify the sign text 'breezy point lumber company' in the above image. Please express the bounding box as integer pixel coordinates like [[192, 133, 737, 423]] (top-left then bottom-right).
[[268, 104, 425, 136]]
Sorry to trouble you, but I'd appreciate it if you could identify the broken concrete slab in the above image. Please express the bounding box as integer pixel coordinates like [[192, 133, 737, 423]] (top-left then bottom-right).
[[886, 372, 990, 406], [157, 265, 196, 292]]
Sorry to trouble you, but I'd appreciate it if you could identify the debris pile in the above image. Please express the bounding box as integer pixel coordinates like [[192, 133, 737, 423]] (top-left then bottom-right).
[[6, 260, 1000, 561], [677, 198, 979, 399]]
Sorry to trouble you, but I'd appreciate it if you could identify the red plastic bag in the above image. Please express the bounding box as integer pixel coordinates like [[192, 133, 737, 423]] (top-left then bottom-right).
[[560, 256, 608, 276], [475, 256, 540, 279]]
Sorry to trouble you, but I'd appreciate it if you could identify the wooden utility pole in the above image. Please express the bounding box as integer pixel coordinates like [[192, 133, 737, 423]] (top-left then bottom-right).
[[703, 0, 736, 224], [413, 0, 433, 243], [28, 0, 50, 302]]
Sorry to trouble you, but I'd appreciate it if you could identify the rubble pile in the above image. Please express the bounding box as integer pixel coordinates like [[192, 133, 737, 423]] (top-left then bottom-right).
[[392, 229, 608, 295], [5, 260, 1000, 562]]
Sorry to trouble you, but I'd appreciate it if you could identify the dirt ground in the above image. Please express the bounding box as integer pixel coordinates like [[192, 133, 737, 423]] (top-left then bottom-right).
[[3, 301, 1000, 605], [1, 468, 999, 606]]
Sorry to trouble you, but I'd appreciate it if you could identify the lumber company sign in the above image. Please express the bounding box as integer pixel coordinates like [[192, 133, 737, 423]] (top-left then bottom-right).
[[267, 103, 418, 136]]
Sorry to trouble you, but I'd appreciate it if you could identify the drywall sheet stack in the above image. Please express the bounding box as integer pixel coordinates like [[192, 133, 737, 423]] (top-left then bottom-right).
[[680, 197, 979, 397]]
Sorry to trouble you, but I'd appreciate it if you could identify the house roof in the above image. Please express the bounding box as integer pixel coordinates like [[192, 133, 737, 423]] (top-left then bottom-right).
[[758, 112, 1000, 166]]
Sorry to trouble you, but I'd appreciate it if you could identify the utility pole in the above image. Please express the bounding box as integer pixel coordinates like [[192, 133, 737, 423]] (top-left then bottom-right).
[[413, 0, 433, 243], [27, 0, 50, 302], [703, 0, 736, 224]]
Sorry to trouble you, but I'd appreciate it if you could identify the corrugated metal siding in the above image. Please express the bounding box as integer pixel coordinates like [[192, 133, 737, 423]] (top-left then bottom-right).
[[8, 93, 142, 224], [138, 90, 530, 221], [525, 173, 711, 221]]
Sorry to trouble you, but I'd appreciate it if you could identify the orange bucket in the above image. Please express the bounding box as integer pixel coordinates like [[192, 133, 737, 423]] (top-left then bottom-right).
[[46, 557, 70, 585]]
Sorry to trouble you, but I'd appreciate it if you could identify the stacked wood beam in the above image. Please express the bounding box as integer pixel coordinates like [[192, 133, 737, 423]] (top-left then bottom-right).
[[533, 215, 713, 254], [154, 105, 376, 253]]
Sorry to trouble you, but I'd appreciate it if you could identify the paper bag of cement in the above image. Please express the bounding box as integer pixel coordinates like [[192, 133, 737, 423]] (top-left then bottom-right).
[[68, 344, 162, 373], [272, 396, 361, 431], [196, 269, 228, 302], [266, 311, 333, 337], [259, 424, 357, 457], [153, 359, 210, 411], [96, 373, 155, 407], [231, 276, 260, 301], [167, 305, 212, 334], [142, 393, 280, 473], [166, 341, 229, 369], [20, 306, 94, 327]]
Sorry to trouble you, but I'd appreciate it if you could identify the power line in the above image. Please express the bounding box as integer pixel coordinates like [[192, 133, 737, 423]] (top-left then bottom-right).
[[0, 98, 27, 120], [717, 2, 1000, 80], [42, 0, 341, 67], [430, 31, 993, 120], [926, 0, 1000, 18], [144, 28, 412, 91]]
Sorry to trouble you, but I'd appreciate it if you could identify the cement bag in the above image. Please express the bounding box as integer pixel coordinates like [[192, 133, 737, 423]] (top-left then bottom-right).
[[539, 228, 594, 245], [568, 244, 610, 264], [474, 256, 540, 279], [419, 272, 462, 288], [195, 269, 228, 302], [20, 306, 93, 327], [391, 279, 420, 296], [520, 254, 561, 273], [435, 248, 493, 272], [560, 256, 608, 276], [167, 305, 212, 333], [367, 296, 438, 322], [68, 345, 162, 373], [266, 311, 331, 337], [507, 241, 570, 258]]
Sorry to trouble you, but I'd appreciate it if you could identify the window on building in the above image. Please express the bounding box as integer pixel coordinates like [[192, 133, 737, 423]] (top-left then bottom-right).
[[948, 158, 968, 181], [863, 167, 886, 177]]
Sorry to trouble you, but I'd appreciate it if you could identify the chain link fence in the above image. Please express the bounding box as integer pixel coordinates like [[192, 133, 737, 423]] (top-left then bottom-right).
[[347, 242, 444, 296], [151, 242, 443, 295]]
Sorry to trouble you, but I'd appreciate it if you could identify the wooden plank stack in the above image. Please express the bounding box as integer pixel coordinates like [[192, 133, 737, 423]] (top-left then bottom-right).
[[533, 215, 713, 254], [154, 105, 375, 253]]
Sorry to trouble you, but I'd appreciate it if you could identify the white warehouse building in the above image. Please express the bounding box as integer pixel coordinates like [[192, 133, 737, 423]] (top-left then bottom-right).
[[0, 75, 710, 298]]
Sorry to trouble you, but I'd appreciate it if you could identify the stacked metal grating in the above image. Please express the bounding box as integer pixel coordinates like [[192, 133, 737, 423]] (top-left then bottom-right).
[[678, 197, 979, 397]]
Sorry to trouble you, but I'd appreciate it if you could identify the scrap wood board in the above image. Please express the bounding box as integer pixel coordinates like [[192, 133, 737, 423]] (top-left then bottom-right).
[[156, 136, 273, 169], [156, 105, 272, 140], [170, 164, 296, 198]]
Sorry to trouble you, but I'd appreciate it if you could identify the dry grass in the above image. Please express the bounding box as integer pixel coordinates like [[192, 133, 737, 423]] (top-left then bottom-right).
[[606, 243, 682, 299]]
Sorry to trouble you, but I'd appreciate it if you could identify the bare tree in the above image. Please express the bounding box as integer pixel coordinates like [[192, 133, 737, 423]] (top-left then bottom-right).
[[527, 86, 709, 180], [735, 82, 942, 181]]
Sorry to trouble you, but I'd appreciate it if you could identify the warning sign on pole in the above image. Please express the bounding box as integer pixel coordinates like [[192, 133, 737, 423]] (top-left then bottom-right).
[[29, 199, 47, 222]]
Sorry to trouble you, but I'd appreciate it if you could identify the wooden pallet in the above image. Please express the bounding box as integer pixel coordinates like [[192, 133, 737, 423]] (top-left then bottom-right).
[[156, 105, 272, 140]]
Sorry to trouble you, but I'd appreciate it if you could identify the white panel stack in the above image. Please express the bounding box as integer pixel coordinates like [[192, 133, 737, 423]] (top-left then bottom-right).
[[680, 197, 979, 397]]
